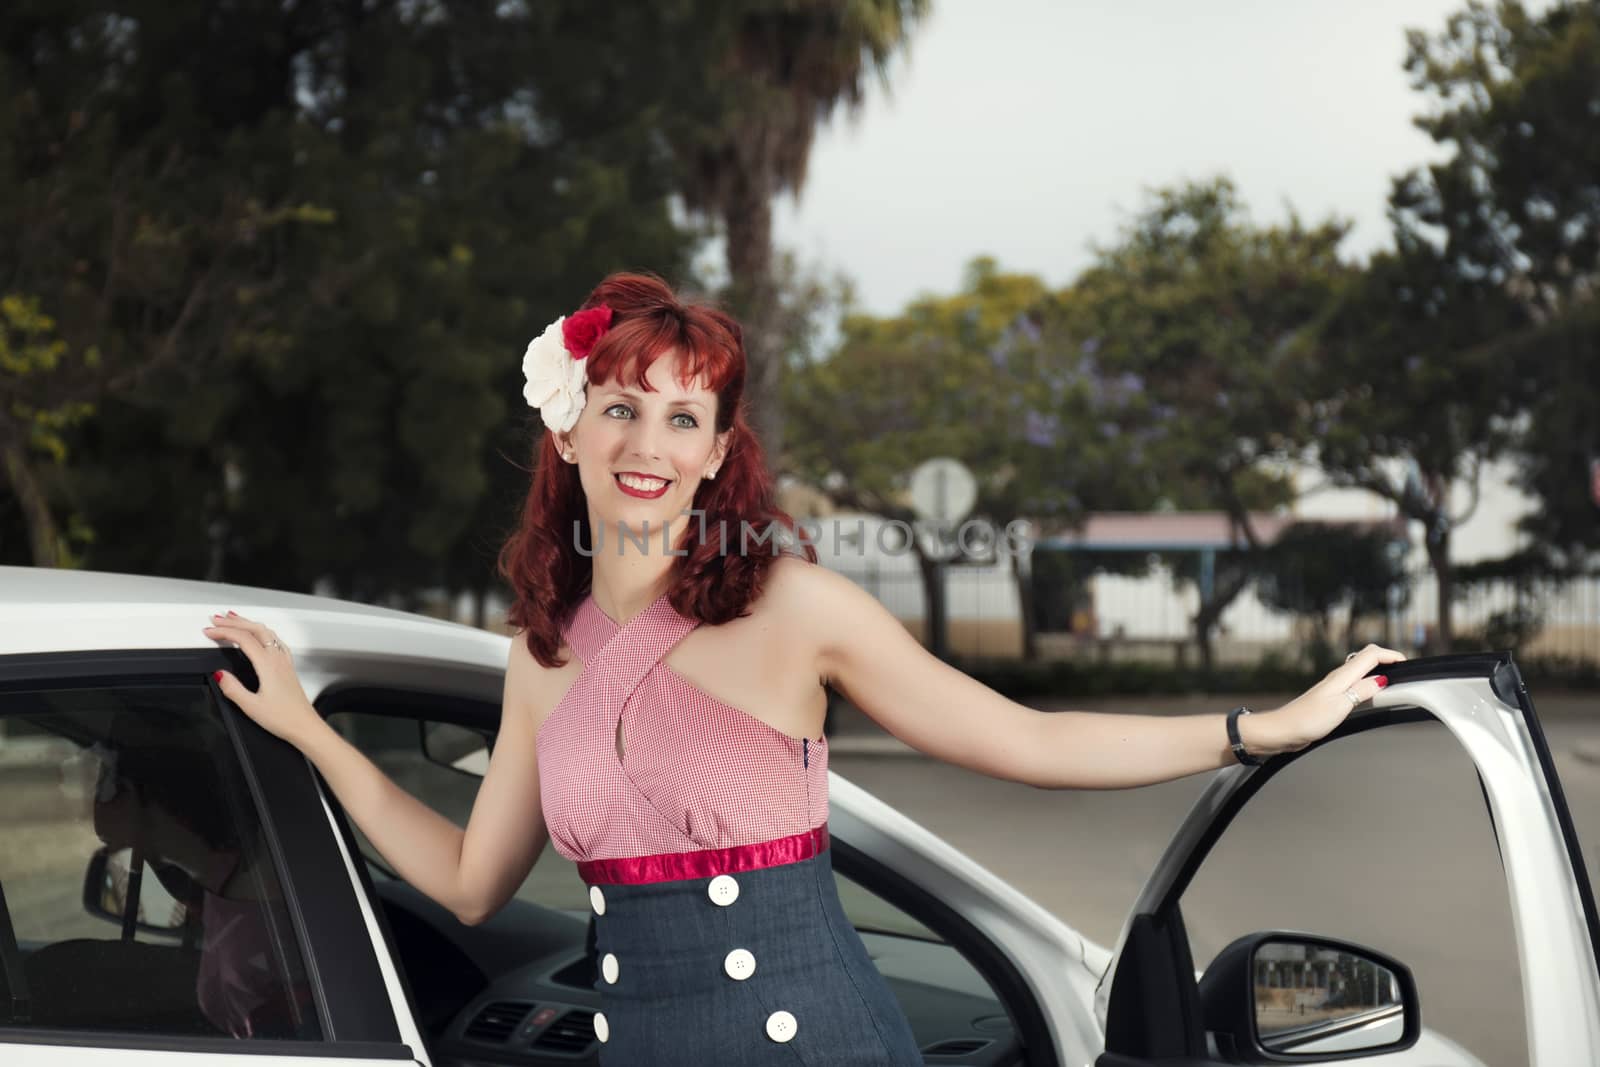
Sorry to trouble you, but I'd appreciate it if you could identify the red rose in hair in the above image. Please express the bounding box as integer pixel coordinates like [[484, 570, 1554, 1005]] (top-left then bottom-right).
[[562, 305, 614, 360]]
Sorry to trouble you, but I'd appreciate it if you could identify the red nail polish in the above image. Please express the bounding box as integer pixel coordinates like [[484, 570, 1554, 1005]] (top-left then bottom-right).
[[212, 670, 223, 682], [1375, 675, 1389, 688], [226, 610, 236, 617]]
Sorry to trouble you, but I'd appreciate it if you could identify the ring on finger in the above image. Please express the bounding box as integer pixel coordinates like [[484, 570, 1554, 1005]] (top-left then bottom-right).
[[1343, 688, 1361, 706], [1345, 651, 1358, 663], [264, 637, 288, 653]]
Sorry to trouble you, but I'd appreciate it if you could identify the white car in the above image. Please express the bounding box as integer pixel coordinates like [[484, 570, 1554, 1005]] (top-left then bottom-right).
[[0, 565, 1594, 1066]]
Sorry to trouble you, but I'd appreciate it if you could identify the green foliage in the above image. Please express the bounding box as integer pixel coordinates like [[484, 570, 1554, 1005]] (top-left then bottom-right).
[[1504, 307, 1600, 568], [785, 255, 1137, 532], [1029, 547, 1154, 633], [1391, 0, 1600, 566], [1257, 523, 1409, 621], [674, 0, 930, 212], [0, 295, 67, 375], [790, 185, 1361, 669], [1073, 177, 1350, 519], [0, 1, 708, 589], [1477, 606, 1546, 652], [667, 0, 930, 461], [0, 295, 95, 464], [1067, 179, 1357, 665], [1254, 522, 1411, 666], [1400, 0, 1600, 308]]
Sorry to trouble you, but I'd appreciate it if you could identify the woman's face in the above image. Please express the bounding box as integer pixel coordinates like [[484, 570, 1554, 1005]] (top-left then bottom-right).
[[555, 351, 729, 545]]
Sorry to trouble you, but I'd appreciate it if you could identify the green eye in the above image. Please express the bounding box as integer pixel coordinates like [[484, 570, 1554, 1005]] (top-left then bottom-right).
[[605, 403, 696, 429]]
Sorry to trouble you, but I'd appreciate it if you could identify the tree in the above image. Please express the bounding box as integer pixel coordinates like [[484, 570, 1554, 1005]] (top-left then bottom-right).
[[786, 257, 1156, 659], [0, 295, 93, 566], [0, 1, 342, 568], [1295, 1, 1600, 647], [1072, 178, 1354, 669], [0, 1, 704, 599], [1391, 0, 1600, 566], [1398, 0, 1600, 316], [1497, 306, 1600, 568], [1301, 239, 1526, 652], [673, 0, 928, 468], [1255, 522, 1411, 666]]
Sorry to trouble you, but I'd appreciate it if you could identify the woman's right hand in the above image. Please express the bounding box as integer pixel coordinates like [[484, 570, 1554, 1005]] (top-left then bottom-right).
[[202, 611, 325, 748]]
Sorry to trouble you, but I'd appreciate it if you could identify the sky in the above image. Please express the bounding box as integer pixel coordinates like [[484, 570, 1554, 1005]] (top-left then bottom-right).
[[772, 0, 1481, 316]]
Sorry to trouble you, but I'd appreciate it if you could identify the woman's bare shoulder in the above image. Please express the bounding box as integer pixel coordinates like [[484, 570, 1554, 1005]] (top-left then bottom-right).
[[748, 555, 865, 640], [503, 627, 584, 729], [750, 554, 826, 616], [755, 554, 909, 667]]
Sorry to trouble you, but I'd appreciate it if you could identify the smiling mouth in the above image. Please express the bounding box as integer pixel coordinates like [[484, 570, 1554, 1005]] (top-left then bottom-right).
[[615, 473, 672, 495]]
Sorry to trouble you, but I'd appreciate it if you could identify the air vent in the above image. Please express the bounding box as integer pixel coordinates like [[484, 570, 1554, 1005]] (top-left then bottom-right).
[[531, 1009, 597, 1053], [922, 1037, 993, 1056], [464, 1001, 533, 1043]]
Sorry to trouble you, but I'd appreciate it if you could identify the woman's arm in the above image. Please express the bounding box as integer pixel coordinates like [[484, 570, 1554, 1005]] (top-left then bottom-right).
[[781, 563, 1401, 789], [206, 614, 550, 924]]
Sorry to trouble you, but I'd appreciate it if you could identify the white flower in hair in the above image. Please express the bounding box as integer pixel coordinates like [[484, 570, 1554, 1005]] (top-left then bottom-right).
[[521, 316, 590, 433]]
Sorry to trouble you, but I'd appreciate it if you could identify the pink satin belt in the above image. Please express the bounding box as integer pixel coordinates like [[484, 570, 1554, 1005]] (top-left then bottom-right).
[[577, 824, 830, 886]]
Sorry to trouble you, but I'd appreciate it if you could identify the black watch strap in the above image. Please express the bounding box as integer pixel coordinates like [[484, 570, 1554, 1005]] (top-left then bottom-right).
[[1227, 706, 1261, 766]]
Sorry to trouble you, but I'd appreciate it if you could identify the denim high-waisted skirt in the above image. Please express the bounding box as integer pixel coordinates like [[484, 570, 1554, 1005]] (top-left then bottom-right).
[[579, 825, 923, 1065]]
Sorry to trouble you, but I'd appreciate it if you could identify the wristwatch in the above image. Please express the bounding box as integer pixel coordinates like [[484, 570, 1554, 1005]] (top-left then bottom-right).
[[1227, 706, 1262, 766]]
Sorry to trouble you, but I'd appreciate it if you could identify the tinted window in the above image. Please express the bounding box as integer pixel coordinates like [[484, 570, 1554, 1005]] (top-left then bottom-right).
[[0, 682, 321, 1040]]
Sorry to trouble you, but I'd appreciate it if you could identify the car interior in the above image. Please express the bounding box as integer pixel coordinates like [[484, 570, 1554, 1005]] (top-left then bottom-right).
[[0, 685, 323, 1044], [317, 694, 1051, 1066]]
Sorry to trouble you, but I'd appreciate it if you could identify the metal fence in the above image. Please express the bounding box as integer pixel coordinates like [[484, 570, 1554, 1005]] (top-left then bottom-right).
[[827, 562, 1600, 665]]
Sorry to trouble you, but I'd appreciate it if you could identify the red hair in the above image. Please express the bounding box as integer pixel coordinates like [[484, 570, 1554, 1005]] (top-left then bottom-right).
[[497, 272, 817, 668]]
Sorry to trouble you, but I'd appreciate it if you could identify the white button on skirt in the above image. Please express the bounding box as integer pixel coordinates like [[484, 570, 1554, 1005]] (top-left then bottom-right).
[[723, 948, 756, 980], [583, 848, 923, 1064], [765, 1010, 797, 1043], [594, 1010, 610, 1043], [707, 873, 740, 906], [589, 885, 607, 916], [601, 952, 619, 984]]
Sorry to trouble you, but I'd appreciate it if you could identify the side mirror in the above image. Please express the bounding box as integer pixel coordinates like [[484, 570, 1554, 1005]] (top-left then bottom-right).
[[1198, 932, 1420, 1062], [421, 721, 491, 777], [82, 846, 190, 937]]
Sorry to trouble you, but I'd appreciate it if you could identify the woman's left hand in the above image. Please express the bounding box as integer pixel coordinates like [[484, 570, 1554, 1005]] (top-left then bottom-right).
[[1269, 643, 1408, 752]]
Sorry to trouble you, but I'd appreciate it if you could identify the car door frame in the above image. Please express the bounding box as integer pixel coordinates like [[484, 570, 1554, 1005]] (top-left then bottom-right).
[[0, 648, 424, 1065], [1092, 652, 1600, 1064]]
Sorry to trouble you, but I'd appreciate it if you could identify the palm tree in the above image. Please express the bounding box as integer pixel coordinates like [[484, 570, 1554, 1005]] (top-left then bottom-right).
[[677, 0, 929, 468]]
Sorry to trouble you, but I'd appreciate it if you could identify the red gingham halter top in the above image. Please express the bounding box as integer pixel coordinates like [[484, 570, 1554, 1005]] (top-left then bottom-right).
[[535, 591, 829, 864]]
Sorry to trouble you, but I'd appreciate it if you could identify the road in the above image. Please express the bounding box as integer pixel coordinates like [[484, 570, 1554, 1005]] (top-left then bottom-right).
[[829, 691, 1600, 1067]]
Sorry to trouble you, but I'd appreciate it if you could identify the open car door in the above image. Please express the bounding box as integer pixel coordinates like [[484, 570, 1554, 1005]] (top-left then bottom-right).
[[1091, 653, 1600, 1066]]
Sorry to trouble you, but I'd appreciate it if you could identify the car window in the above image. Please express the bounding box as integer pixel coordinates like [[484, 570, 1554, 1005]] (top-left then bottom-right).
[[325, 710, 592, 913], [834, 867, 940, 942], [1178, 720, 1526, 1067], [0, 682, 321, 1042]]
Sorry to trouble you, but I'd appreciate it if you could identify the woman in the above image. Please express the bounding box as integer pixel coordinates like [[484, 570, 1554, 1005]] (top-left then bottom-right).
[[203, 272, 1403, 1064]]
